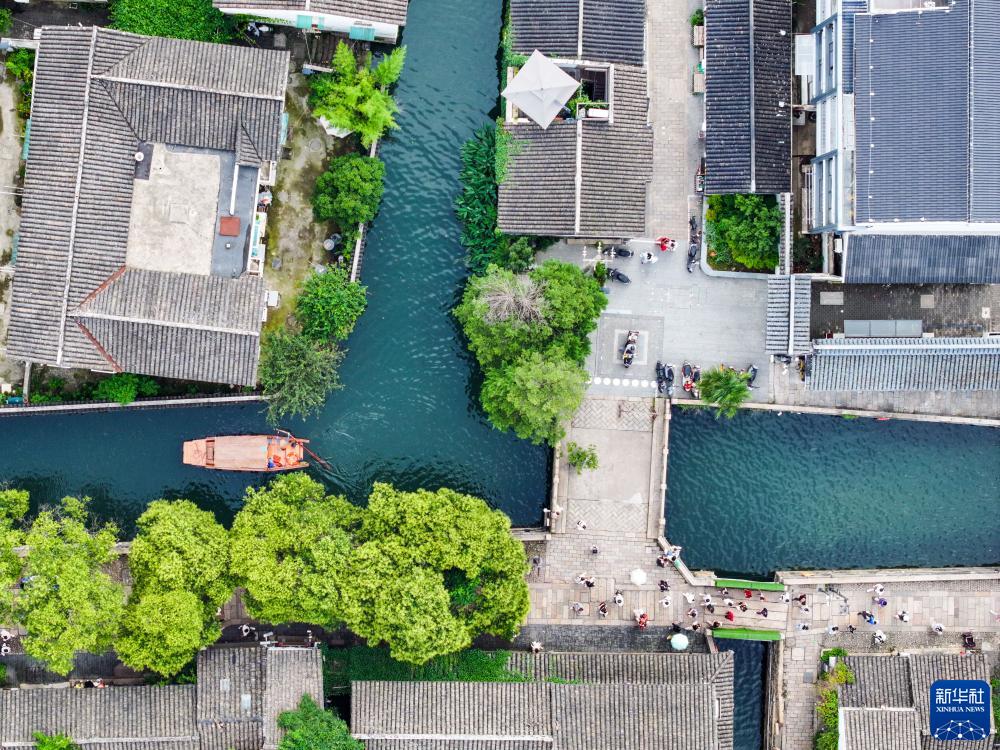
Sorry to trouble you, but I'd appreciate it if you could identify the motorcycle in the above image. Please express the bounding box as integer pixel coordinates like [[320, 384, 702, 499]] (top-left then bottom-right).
[[686, 242, 699, 273], [691, 365, 701, 399], [682, 362, 694, 393], [608, 267, 631, 284], [622, 331, 639, 368], [603, 244, 634, 258], [655, 361, 668, 394], [745, 364, 759, 389], [664, 363, 675, 398]]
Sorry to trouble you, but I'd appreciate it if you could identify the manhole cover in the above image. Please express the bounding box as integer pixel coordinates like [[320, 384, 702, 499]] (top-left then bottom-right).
[[308, 138, 324, 152]]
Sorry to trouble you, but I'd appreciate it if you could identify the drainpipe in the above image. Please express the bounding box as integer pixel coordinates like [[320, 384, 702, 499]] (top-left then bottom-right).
[[229, 159, 240, 216]]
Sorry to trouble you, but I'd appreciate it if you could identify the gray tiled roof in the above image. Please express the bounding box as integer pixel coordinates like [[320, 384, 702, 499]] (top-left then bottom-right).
[[838, 654, 992, 750], [808, 337, 1000, 391], [509, 0, 646, 66], [498, 65, 652, 238], [6, 27, 287, 386], [705, 0, 791, 194], [262, 647, 325, 750], [854, 0, 999, 223], [839, 0, 868, 95], [765, 276, 812, 355], [844, 235, 1000, 285], [352, 651, 734, 750], [212, 0, 409, 27], [840, 708, 921, 750]]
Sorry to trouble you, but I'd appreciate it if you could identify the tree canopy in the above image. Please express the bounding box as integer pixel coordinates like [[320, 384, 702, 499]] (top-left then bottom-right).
[[310, 43, 407, 148], [312, 154, 385, 238], [0, 489, 28, 625], [230, 474, 358, 627], [259, 331, 344, 424], [296, 267, 368, 344], [32, 734, 79, 750], [116, 500, 232, 676], [698, 366, 752, 419], [16, 497, 125, 676], [278, 694, 364, 750], [705, 194, 782, 271], [109, 0, 234, 42]]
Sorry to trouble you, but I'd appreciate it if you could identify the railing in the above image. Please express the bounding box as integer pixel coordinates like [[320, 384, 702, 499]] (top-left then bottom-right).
[[0, 391, 263, 416], [349, 138, 381, 283]]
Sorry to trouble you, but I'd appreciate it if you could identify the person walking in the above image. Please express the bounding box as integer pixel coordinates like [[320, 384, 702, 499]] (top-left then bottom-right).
[[584, 577, 596, 588], [931, 622, 945, 635], [796, 623, 810, 632], [738, 601, 748, 613], [613, 590, 624, 607], [756, 608, 769, 618], [571, 602, 584, 615], [659, 580, 671, 592], [873, 630, 887, 645], [660, 595, 672, 608], [723, 597, 735, 607], [896, 610, 910, 623], [598, 601, 608, 618], [687, 607, 698, 619], [683, 592, 695, 605], [725, 610, 735, 622]]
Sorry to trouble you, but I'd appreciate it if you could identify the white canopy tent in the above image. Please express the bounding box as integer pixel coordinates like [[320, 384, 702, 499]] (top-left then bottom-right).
[[501, 49, 580, 129]]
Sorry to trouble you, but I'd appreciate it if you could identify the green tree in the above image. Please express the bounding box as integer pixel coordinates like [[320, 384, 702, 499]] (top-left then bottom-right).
[[230, 474, 358, 627], [296, 267, 368, 343], [0, 489, 28, 625], [698, 366, 751, 419], [0, 10, 13, 35], [93, 373, 158, 405], [32, 734, 78, 750], [531, 260, 606, 362], [481, 352, 587, 445], [565, 442, 599, 474], [5, 49, 34, 82], [312, 154, 385, 239], [109, 0, 234, 42], [705, 194, 782, 271], [116, 590, 214, 678], [309, 43, 407, 148], [259, 331, 344, 424], [16, 497, 125, 676], [116, 500, 232, 676], [278, 694, 364, 750]]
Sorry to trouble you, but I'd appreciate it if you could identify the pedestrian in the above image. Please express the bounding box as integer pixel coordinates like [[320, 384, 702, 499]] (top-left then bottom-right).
[[637, 612, 649, 629], [576, 574, 586, 585], [756, 608, 769, 618], [240, 624, 256, 639], [0, 629, 10, 642], [827, 624, 839, 635], [931, 622, 945, 635], [591, 546, 599, 555], [873, 630, 886, 645], [867, 584, 885, 595], [796, 623, 810, 632], [758, 592, 766, 601], [659, 580, 670, 592], [872, 597, 888, 608], [723, 597, 735, 607], [683, 592, 695, 604], [721, 588, 729, 597], [710, 621, 721, 629], [576, 519, 588, 531], [584, 577, 596, 588], [598, 601, 608, 618], [744, 589, 753, 599], [640, 251, 658, 264], [779, 592, 791, 603], [725, 610, 735, 621], [847, 625, 857, 634], [738, 602, 748, 612], [660, 595, 672, 608], [671, 622, 683, 633], [571, 602, 584, 614], [706, 604, 716, 614], [687, 607, 698, 619], [702, 594, 713, 606], [800, 605, 811, 614], [796, 594, 807, 605], [657, 555, 669, 567], [531, 641, 544, 654], [613, 590, 624, 607], [896, 610, 910, 623]]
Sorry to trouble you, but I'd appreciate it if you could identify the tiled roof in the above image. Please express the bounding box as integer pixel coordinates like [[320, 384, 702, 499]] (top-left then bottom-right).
[[6, 27, 287, 386], [765, 275, 812, 355], [840, 708, 921, 750], [705, 0, 792, 194], [807, 337, 1000, 391], [854, 0, 999, 223], [844, 235, 1000, 285], [498, 65, 653, 238], [839, 0, 868, 95], [838, 654, 992, 750], [352, 651, 734, 750], [212, 0, 409, 27], [509, 0, 646, 66]]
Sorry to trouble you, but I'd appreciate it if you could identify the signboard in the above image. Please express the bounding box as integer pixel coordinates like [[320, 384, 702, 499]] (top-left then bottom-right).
[[929, 680, 992, 741]]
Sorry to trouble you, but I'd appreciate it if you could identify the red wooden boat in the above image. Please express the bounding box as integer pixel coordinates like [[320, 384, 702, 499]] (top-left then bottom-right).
[[183, 432, 308, 472]]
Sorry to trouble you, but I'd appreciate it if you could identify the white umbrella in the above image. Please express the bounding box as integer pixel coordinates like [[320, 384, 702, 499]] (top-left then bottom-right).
[[670, 633, 690, 651], [501, 50, 580, 129], [629, 568, 647, 586]]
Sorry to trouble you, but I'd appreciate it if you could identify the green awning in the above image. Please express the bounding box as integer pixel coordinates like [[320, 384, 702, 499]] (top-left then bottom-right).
[[715, 578, 786, 592], [349, 24, 376, 41], [712, 628, 783, 641]]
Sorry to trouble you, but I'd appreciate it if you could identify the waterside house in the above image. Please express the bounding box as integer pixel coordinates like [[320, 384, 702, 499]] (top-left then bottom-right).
[[496, 0, 653, 240], [213, 0, 409, 43], [350, 651, 736, 749], [703, 0, 792, 195], [6, 27, 290, 387], [0, 645, 323, 750], [836, 653, 993, 749]]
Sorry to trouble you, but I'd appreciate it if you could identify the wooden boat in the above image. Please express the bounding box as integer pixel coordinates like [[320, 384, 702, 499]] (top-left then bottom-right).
[[183, 432, 308, 472]]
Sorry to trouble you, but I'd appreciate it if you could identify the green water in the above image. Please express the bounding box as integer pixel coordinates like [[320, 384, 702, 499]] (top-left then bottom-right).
[[0, 0, 549, 530]]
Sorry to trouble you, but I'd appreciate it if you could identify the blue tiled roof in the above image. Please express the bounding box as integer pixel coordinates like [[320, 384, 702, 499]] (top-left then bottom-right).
[[845, 234, 1000, 284], [853, 0, 1000, 223], [808, 338, 1000, 391]]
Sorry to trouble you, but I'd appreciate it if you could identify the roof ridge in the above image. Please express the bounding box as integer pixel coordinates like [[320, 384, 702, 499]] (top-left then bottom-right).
[[75, 319, 123, 373]]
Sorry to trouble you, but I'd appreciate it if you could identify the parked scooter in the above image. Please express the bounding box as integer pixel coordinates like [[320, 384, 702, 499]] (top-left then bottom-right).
[[655, 361, 668, 394], [682, 362, 695, 394], [686, 242, 699, 273], [602, 244, 634, 258], [608, 267, 632, 284], [745, 364, 759, 389], [691, 365, 701, 399], [622, 330, 639, 368], [664, 363, 675, 398]]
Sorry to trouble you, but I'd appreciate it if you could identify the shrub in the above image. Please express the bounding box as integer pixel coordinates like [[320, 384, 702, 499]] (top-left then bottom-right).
[[93, 373, 159, 405], [5, 49, 34, 82], [821, 647, 848, 663], [258, 331, 344, 424], [705, 194, 782, 271], [277, 695, 364, 750], [323, 646, 527, 691], [32, 734, 78, 750], [312, 154, 385, 241], [690, 8, 705, 25], [566, 442, 599, 474], [109, 0, 235, 42], [0, 10, 13, 35], [296, 266, 368, 343], [309, 43, 406, 148], [698, 366, 751, 419]]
